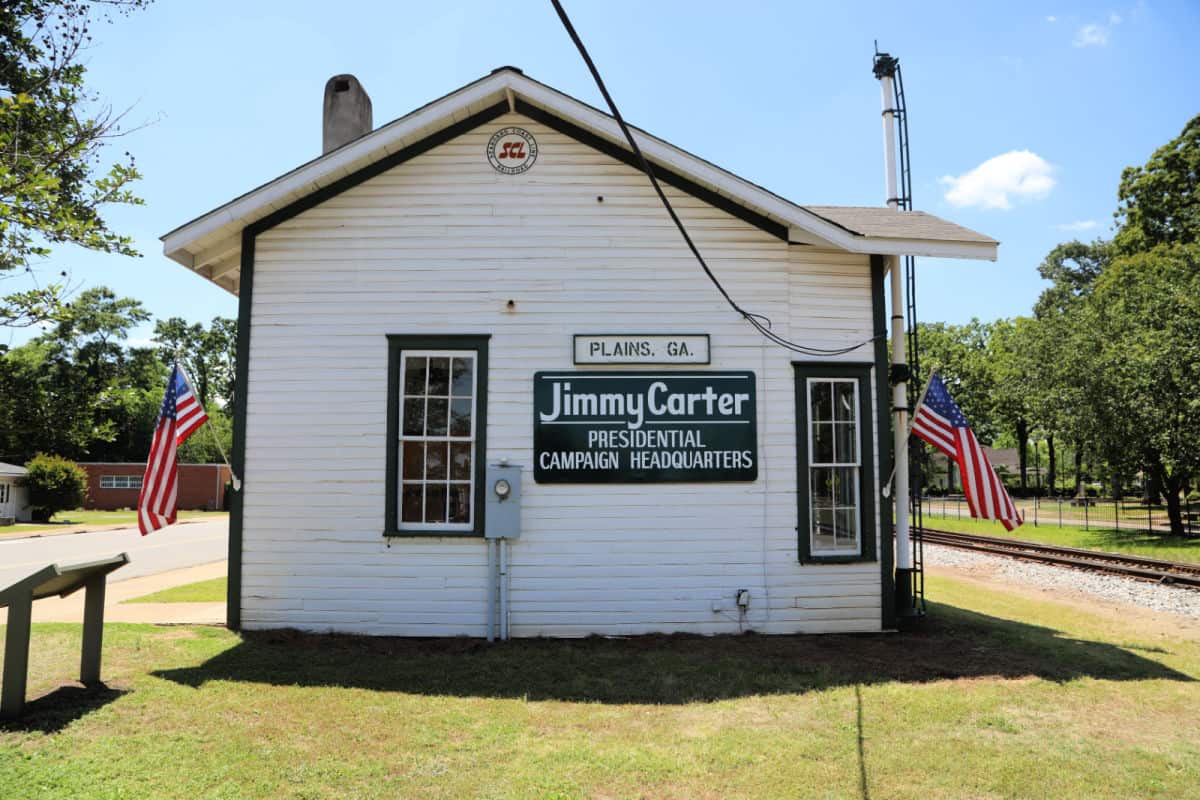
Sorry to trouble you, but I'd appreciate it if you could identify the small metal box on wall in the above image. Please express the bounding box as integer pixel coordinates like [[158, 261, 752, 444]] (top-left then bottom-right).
[[484, 464, 522, 539]]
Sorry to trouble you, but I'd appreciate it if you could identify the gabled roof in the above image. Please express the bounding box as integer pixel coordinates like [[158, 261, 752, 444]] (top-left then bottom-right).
[[0, 462, 26, 477], [162, 67, 998, 295]]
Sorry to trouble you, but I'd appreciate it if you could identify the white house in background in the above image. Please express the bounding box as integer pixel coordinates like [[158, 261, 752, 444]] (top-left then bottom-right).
[[161, 67, 997, 637], [0, 462, 31, 524]]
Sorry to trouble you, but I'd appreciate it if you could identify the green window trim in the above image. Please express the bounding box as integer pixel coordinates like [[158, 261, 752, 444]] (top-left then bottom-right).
[[385, 334, 490, 538], [794, 361, 878, 564]]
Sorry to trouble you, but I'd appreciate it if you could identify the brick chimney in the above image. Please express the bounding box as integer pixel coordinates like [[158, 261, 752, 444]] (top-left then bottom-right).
[[323, 74, 372, 154]]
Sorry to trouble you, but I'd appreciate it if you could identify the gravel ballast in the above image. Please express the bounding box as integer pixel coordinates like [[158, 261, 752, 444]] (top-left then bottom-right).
[[924, 542, 1200, 619]]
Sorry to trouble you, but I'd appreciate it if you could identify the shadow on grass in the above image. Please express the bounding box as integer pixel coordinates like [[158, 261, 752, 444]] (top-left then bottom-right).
[[1078, 527, 1200, 553], [0, 683, 129, 734], [151, 601, 1195, 705]]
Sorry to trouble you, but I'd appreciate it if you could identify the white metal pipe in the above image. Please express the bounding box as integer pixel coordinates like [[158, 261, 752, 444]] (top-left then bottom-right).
[[889, 256, 912, 569], [486, 539, 497, 642], [880, 75, 899, 211], [880, 69, 912, 572], [499, 539, 509, 641]]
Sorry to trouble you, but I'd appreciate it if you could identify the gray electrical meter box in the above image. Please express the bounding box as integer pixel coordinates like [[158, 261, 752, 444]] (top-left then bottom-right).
[[484, 464, 522, 539]]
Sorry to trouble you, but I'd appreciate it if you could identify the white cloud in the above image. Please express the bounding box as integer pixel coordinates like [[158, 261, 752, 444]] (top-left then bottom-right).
[[1055, 220, 1099, 232], [1074, 13, 1122, 47], [939, 150, 1056, 210], [1074, 23, 1108, 46], [1046, 15, 1057, 22]]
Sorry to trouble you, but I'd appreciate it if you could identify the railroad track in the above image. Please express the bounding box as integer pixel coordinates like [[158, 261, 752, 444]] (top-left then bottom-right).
[[918, 527, 1200, 589]]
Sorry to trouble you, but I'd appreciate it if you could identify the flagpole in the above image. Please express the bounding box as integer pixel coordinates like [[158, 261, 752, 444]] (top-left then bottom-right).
[[176, 363, 242, 491], [882, 367, 937, 498]]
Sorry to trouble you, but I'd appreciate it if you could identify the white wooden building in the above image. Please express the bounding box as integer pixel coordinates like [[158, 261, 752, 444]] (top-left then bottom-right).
[[162, 68, 996, 637], [0, 462, 31, 524]]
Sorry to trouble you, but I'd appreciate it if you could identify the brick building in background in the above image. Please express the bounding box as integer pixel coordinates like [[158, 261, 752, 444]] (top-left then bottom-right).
[[79, 463, 231, 511]]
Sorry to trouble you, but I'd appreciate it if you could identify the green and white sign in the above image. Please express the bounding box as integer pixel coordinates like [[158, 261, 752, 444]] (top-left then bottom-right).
[[533, 371, 757, 483]]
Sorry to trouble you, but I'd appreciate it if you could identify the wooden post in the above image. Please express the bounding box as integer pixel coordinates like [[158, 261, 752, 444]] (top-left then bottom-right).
[[80, 575, 107, 686], [1, 589, 33, 720]]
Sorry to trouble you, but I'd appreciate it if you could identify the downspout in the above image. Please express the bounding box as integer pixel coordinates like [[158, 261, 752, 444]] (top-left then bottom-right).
[[487, 538, 497, 642], [499, 539, 510, 640], [875, 53, 914, 616]]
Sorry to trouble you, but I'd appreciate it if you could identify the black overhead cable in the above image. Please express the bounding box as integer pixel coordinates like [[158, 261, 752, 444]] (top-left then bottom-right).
[[550, 0, 881, 358]]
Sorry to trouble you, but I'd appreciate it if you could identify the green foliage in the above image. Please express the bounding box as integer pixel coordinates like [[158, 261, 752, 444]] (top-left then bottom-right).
[[1, 1, 152, 327], [177, 409, 232, 463], [1114, 114, 1200, 254], [22, 452, 87, 522], [915, 319, 997, 441], [153, 315, 236, 410], [0, 285, 167, 461]]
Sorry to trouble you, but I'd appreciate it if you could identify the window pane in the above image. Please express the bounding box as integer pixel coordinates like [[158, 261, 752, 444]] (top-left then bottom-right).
[[812, 422, 834, 464], [403, 398, 425, 436], [450, 398, 472, 437], [425, 484, 447, 523], [835, 508, 858, 549], [834, 467, 857, 507], [428, 357, 450, 396], [404, 357, 427, 396], [448, 484, 471, 523], [402, 442, 424, 481], [810, 381, 832, 422], [451, 357, 474, 397], [834, 422, 857, 464], [425, 442, 447, 480], [834, 382, 856, 421], [401, 484, 423, 523], [426, 398, 448, 436], [813, 508, 836, 550], [811, 468, 835, 509], [450, 442, 472, 480]]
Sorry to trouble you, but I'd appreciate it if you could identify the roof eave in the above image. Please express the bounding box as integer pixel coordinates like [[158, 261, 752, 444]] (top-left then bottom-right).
[[162, 68, 1001, 284]]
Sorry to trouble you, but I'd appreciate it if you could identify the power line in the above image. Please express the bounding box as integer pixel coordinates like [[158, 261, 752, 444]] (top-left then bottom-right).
[[550, 0, 881, 357]]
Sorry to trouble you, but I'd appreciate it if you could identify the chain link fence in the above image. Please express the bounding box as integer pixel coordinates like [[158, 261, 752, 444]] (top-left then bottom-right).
[[920, 495, 1199, 536]]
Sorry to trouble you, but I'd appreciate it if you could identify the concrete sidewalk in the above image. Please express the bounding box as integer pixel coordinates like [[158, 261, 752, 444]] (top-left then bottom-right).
[[0, 560, 227, 626], [0, 516, 224, 542]]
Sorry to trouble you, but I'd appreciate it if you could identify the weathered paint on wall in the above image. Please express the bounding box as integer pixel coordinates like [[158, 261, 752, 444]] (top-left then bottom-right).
[[240, 113, 883, 636]]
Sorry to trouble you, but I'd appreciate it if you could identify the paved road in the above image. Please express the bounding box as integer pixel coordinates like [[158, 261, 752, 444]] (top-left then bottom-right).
[[0, 518, 228, 588]]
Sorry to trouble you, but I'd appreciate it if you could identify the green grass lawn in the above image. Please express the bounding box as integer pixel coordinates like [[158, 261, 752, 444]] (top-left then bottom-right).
[[124, 577, 227, 604], [6, 510, 227, 535], [919, 514, 1200, 564], [2, 576, 1198, 798]]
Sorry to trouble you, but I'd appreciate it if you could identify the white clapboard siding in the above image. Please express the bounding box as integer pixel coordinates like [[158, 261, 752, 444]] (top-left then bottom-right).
[[241, 112, 884, 636]]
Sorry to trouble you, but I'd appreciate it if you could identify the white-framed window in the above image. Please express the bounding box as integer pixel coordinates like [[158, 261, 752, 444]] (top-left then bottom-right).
[[807, 377, 861, 555], [794, 362, 876, 563], [398, 350, 478, 531], [100, 475, 143, 489], [0, 483, 9, 503]]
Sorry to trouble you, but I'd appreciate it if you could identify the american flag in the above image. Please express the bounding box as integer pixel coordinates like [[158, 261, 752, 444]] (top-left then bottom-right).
[[911, 373, 1023, 531], [138, 366, 207, 535], [174, 366, 209, 444]]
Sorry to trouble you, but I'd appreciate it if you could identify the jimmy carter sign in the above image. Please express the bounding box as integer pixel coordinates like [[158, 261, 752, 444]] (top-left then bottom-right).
[[533, 372, 757, 483]]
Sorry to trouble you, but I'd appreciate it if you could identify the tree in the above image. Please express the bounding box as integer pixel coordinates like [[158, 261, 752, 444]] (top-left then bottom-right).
[[0, 285, 160, 461], [987, 318, 1037, 493], [1113, 114, 1200, 255], [152, 315, 236, 410], [1, 1, 150, 327], [915, 320, 997, 439], [1087, 243, 1200, 535], [1027, 240, 1113, 496], [22, 452, 87, 521]]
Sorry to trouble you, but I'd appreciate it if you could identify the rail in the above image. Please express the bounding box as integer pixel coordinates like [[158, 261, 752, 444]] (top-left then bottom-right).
[[918, 527, 1200, 589]]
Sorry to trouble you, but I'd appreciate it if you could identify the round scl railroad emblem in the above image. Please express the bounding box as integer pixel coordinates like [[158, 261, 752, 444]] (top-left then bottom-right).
[[487, 127, 538, 174]]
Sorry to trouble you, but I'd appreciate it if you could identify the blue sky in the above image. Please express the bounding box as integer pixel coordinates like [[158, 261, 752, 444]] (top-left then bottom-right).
[[6, 0, 1198, 349]]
